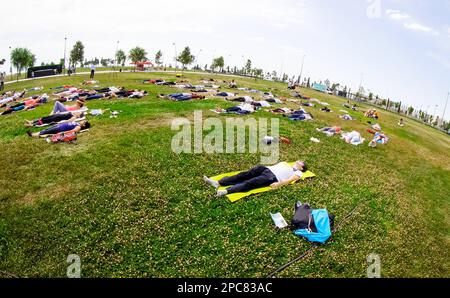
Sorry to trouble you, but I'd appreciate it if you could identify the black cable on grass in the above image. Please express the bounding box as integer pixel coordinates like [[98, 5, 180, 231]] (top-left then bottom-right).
[[267, 203, 362, 278]]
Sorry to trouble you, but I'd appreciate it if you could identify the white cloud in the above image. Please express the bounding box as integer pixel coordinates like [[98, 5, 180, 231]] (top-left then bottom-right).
[[404, 22, 439, 36], [386, 8, 439, 36], [386, 9, 410, 21]]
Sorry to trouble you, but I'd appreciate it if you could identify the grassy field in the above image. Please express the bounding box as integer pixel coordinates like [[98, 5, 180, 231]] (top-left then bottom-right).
[[0, 71, 449, 278]]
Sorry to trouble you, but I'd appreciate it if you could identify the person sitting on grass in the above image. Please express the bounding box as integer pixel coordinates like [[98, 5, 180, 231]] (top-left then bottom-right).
[[229, 80, 237, 88], [50, 99, 86, 115], [398, 118, 404, 127], [27, 120, 91, 138], [203, 161, 308, 197], [24, 111, 85, 127]]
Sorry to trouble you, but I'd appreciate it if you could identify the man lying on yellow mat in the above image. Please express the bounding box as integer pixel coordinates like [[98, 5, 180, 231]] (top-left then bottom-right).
[[203, 161, 308, 197]]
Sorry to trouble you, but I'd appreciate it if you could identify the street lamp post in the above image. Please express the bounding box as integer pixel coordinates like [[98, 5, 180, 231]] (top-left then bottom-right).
[[63, 37, 67, 75], [173, 43, 178, 69], [196, 49, 202, 69], [298, 54, 306, 85], [115, 40, 120, 70], [442, 92, 449, 126], [9, 46, 13, 81]]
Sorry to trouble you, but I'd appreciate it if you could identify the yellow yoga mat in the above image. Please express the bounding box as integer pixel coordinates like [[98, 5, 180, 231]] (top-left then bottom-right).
[[209, 162, 316, 203]]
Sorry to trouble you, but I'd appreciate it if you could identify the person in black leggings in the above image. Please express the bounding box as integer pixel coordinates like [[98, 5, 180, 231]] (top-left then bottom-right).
[[204, 161, 308, 197], [24, 112, 84, 127]]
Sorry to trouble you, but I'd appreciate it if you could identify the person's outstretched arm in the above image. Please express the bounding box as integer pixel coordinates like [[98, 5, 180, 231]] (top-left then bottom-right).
[[270, 175, 301, 189]]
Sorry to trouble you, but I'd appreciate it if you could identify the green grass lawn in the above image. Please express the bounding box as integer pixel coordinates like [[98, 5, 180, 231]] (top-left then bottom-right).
[[0, 71, 449, 277]]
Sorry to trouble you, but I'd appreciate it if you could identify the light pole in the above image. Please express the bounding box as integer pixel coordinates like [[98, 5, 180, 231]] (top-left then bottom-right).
[[173, 43, 178, 69], [115, 40, 120, 70], [195, 49, 202, 68], [63, 37, 67, 75], [442, 92, 449, 126], [298, 54, 306, 85], [358, 73, 364, 98], [9, 46, 13, 80]]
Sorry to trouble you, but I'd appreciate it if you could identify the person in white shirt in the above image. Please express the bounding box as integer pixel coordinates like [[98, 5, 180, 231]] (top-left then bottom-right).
[[204, 161, 307, 197], [90, 64, 96, 79]]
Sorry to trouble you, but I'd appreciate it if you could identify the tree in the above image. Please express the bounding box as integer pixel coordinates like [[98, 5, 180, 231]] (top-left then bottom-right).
[[176, 47, 195, 69], [11, 47, 35, 81], [407, 106, 414, 115], [129, 47, 148, 63], [155, 50, 163, 67], [253, 68, 263, 78], [100, 58, 112, 67], [115, 50, 126, 66], [70, 41, 85, 67], [211, 56, 225, 72], [245, 59, 252, 74], [271, 70, 278, 81]]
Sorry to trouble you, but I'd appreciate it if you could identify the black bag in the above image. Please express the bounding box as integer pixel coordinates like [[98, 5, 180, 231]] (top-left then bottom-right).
[[291, 202, 317, 232], [291, 202, 336, 232]]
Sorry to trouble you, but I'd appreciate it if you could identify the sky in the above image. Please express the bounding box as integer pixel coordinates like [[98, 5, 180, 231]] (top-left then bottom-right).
[[1, 0, 449, 120]]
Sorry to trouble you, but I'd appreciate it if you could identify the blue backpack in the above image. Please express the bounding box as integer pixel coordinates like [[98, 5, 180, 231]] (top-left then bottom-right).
[[292, 203, 334, 244]]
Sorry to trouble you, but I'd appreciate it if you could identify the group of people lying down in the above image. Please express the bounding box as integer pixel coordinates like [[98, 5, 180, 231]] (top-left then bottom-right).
[[226, 95, 283, 105], [53, 86, 148, 102], [204, 161, 308, 197], [1, 93, 49, 115], [0, 90, 27, 107], [24, 98, 91, 138], [26, 120, 90, 137]]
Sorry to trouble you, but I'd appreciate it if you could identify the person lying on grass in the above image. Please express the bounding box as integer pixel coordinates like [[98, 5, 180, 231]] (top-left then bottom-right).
[[50, 99, 86, 115], [203, 161, 308, 197], [285, 109, 314, 121], [368, 132, 389, 148], [342, 131, 364, 145], [27, 120, 91, 138], [270, 107, 293, 114], [158, 93, 205, 101], [24, 111, 85, 127], [340, 114, 354, 120], [81, 80, 99, 85], [226, 95, 254, 103], [214, 103, 258, 115], [316, 126, 342, 136]]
